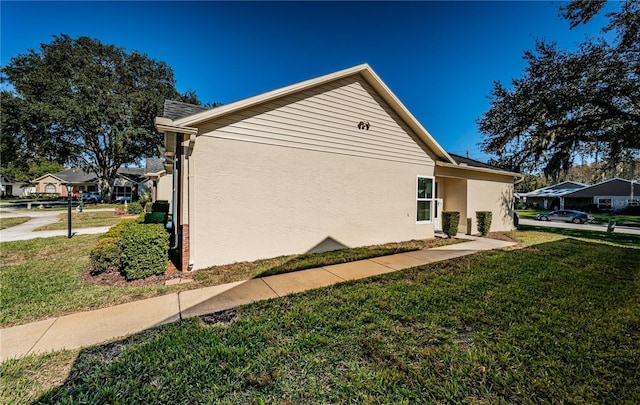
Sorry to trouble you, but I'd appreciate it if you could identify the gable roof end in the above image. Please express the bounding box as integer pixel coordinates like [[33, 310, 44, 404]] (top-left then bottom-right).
[[158, 64, 457, 165]]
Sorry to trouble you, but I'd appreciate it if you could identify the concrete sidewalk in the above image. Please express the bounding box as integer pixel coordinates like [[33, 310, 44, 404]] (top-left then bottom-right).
[[0, 236, 516, 362], [0, 208, 116, 242]]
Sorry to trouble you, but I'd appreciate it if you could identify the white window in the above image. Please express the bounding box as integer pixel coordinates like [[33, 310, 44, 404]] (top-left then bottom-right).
[[417, 176, 434, 222], [45, 183, 56, 193], [597, 198, 612, 209]]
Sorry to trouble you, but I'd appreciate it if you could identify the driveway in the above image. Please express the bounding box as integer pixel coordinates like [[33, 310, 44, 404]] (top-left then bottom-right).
[[519, 218, 640, 235], [0, 207, 114, 242]]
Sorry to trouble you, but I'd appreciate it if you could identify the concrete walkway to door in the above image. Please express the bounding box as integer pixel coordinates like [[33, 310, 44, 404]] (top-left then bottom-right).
[[0, 235, 516, 362]]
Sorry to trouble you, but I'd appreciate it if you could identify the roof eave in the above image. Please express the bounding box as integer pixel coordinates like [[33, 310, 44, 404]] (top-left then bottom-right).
[[436, 161, 523, 180]]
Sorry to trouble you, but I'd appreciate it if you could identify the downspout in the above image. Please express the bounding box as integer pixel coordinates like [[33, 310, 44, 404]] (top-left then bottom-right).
[[188, 134, 196, 270], [170, 133, 182, 254]]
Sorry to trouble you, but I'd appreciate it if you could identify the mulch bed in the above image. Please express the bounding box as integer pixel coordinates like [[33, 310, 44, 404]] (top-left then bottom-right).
[[81, 268, 183, 287]]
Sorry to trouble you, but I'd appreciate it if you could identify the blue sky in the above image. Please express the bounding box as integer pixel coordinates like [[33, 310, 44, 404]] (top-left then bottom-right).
[[1, 1, 609, 161]]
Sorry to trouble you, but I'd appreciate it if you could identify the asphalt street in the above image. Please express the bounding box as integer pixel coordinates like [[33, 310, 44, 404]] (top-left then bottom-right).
[[519, 218, 640, 235]]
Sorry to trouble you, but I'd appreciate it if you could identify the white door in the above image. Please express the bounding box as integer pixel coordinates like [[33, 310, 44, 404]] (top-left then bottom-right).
[[434, 198, 443, 231]]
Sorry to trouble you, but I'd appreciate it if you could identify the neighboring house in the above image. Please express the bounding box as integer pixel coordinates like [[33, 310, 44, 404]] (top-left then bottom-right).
[[0, 174, 30, 197], [521, 178, 639, 210], [144, 157, 172, 203], [32, 167, 150, 200], [520, 181, 587, 210], [562, 178, 639, 210], [155, 64, 522, 271]]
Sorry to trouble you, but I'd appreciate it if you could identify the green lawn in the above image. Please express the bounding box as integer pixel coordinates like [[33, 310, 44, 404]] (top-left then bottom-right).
[[33, 211, 133, 231], [2, 229, 638, 404], [0, 216, 30, 230], [517, 209, 640, 227], [0, 235, 176, 327], [0, 236, 460, 327]]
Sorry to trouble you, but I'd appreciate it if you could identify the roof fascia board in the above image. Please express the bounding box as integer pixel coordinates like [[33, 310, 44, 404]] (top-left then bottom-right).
[[32, 173, 66, 183], [436, 161, 523, 179], [155, 117, 198, 135]]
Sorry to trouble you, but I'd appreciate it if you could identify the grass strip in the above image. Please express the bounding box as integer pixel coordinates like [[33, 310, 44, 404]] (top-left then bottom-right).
[[515, 223, 640, 248], [3, 236, 638, 404], [33, 211, 133, 231], [194, 237, 464, 285], [0, 216, 31, 230]]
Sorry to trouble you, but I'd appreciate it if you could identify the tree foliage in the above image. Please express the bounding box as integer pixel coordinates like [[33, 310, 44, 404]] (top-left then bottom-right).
[[0, 158, 64, 183], [478, 0, 639, 181], [1, 34, 201, 197], [515, 174, 548, 194]]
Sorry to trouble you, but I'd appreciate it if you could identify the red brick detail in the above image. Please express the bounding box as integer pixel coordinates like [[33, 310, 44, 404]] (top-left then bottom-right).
[[181, 224, 190, 272], [166, 260, 179, 275]]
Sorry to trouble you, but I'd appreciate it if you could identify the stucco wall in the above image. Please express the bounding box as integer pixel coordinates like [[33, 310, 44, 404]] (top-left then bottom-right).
[[467, 179, 514, 232], [190, 138, 435, 268], [440, 178, 467, 234], [34, 175, 61, 194], [186, 74, 440, 268], [155, 175, 173, 207]]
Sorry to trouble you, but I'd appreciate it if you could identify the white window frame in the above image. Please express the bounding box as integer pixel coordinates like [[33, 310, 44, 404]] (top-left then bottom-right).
[[416, 175, 435, 224], [597, 198, 612, 209]]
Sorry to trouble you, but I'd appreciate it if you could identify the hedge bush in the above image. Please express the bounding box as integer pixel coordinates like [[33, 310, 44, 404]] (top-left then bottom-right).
[[476, 211, 493, 236], [127, 201, 143, 215], [89, 237, 122, 275], [151, 200, 170, 213], [119, 223, 169, 280], [442, 211, 460, 238], [144, 212, 167, 224], [89, 218, 168, 280]]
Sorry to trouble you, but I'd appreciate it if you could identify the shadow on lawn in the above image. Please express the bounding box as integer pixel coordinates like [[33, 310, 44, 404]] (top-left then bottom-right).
[[252, 236, 439, 279]]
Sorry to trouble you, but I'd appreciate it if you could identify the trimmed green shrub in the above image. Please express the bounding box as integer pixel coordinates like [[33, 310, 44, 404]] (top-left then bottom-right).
[[476, 211, 493, 236], [442, 211, 460, 238], [127, 201, 143, 215], [89, 219, 136, 273], [89, 237, 122, 275], [151, 200, 170, 213], [100, 218, 138, 239], [119, 223, 169, 280], [144, 212, 167, 224]]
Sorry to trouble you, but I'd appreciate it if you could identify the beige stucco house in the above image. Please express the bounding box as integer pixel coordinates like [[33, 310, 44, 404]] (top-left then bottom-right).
[[155, 64, 521, 271]]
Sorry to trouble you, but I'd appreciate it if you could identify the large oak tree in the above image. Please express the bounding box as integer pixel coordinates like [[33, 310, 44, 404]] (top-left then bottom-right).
[[1, 34, 201, 198], [478, 0, 639, 181]]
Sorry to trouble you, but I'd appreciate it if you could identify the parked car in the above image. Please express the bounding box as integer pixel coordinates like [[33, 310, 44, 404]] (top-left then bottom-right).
[[535, 210, 594, 224], [81, 191, 102, 204]]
